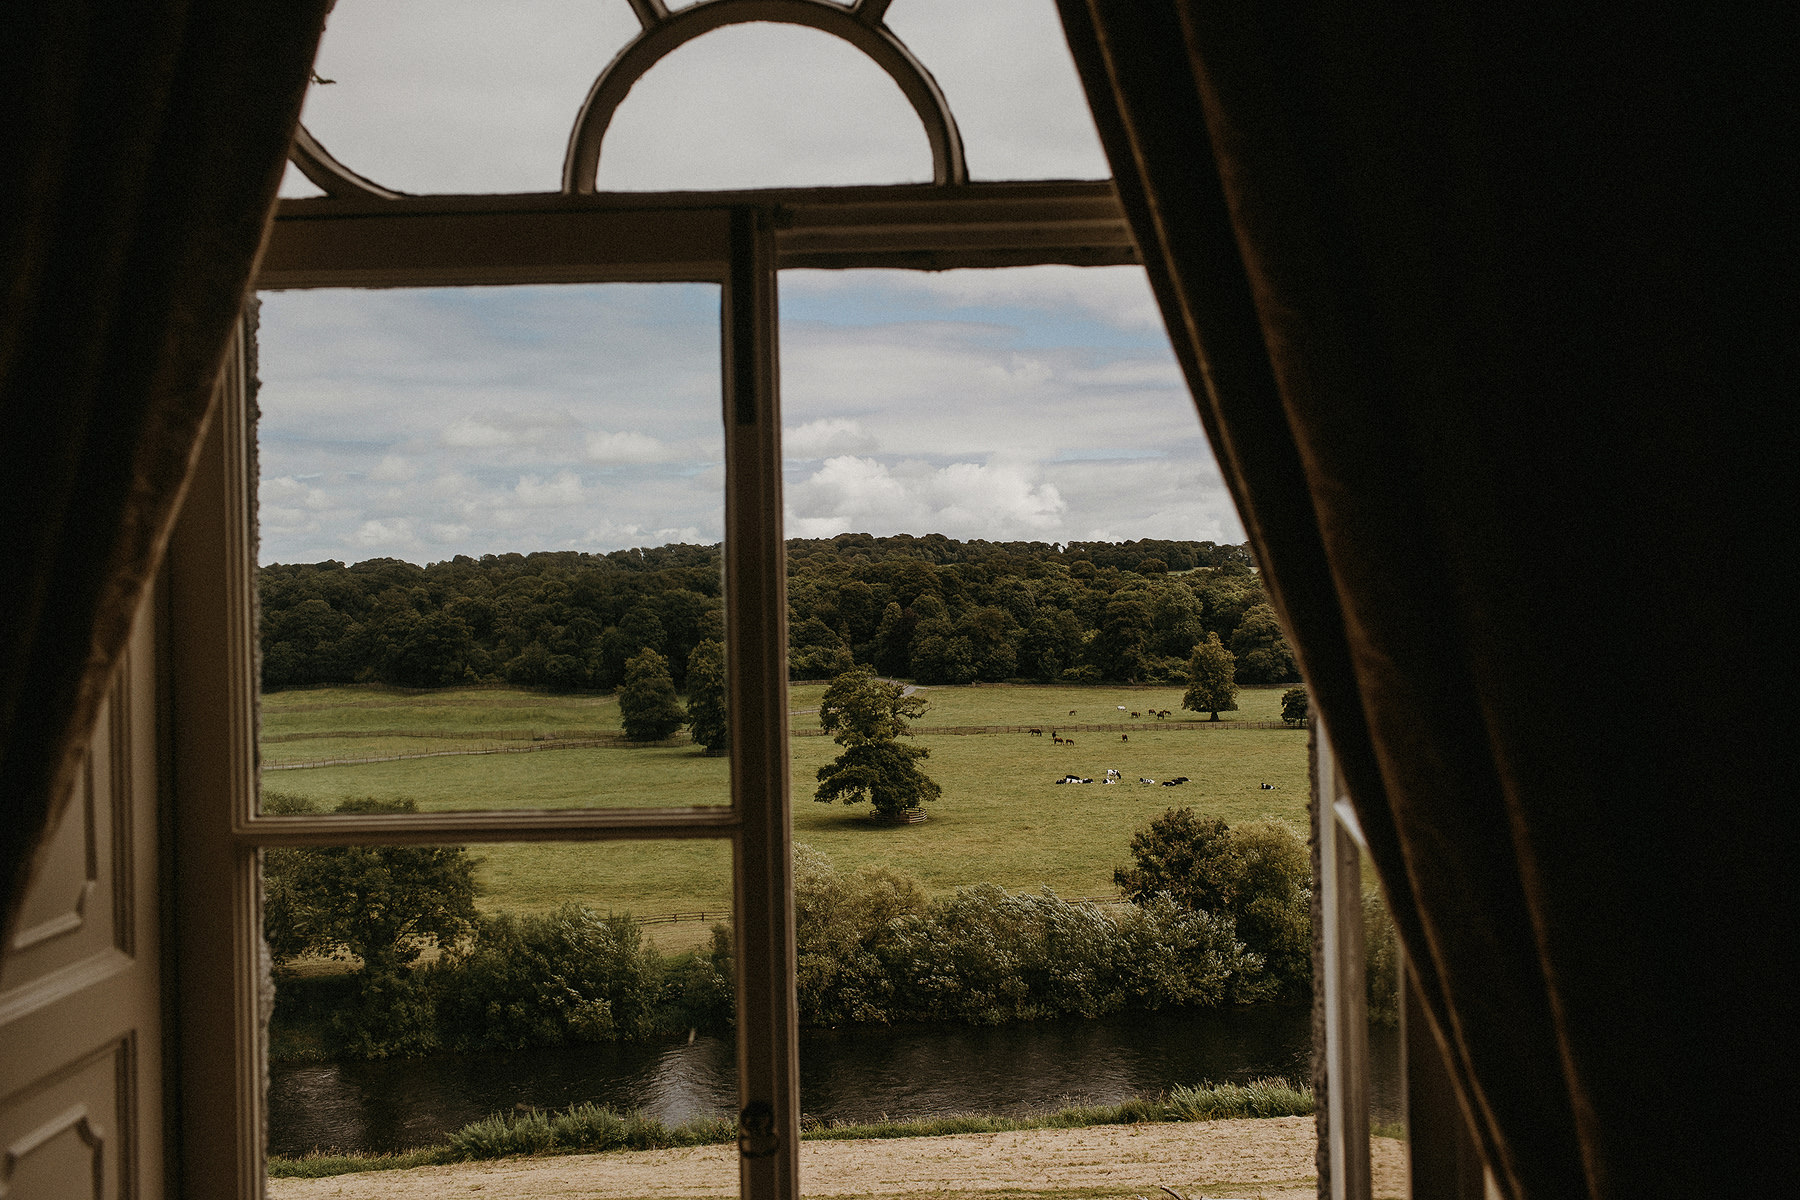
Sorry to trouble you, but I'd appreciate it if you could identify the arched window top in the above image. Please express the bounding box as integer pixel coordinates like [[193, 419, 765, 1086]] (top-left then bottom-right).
[[287, 0, 1105, 202]]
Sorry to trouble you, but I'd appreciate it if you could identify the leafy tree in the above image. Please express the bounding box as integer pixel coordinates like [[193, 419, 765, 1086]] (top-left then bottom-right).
[[909, 629, 976, 684], [870, 601, 914, 677], [788, 615, 850, 679], [1281, 685, 1310, 726], [813, 665, 942, 820], [1183, 632, 1239, 720], [1092, 595, 1153, 681], [1114, 808, 1244, 913], [685, 639, 729, 755], [1229, 602, 1299, 683], [1114, 809, 1312, 999], [619, 648, 685, 741], [262, 795, 478, 975]]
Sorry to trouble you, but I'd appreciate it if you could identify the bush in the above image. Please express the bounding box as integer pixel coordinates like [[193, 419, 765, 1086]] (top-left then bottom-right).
[[435, 905, 665, 1051], [332, 967, 440, 1059], [661, 923, 735, 1033], [794, 850, 1264, 1026], [1364, 886, 1400, 1026], [1115, 810, 1313, 1001]]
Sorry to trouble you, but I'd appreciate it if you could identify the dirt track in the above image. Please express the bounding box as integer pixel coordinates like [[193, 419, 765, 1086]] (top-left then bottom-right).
[[269, 1118, 1406, 1200]]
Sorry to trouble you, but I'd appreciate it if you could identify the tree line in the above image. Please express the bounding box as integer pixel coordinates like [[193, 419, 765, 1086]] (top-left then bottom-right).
[[259, 535, 1298, 693], [265, 799, 1319, 1059]]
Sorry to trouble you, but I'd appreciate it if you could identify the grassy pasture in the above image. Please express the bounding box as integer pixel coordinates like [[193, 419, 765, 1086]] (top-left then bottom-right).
[[787, 681, 1295, 731], [259, 683, 1309, 946]]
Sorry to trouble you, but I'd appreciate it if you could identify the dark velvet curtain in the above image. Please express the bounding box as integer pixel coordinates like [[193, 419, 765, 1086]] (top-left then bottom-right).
[[1057, 2, 1791, 1197], [1, 4, 330, 941]]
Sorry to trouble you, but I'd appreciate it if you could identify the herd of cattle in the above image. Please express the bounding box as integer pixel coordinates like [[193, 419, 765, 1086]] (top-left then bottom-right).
[[1028, 708, 1278, 790], [1052, 769, 1192, 787]]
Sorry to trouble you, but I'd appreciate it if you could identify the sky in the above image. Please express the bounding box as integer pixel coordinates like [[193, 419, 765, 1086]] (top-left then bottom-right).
[[257, 0, 1243, 565]]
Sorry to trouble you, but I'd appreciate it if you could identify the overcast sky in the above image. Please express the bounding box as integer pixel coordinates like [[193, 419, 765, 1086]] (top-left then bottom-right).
[[258, 0, 1242, 565]]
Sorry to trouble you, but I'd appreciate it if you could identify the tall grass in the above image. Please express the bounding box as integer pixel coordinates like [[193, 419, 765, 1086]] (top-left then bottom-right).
[[1166, 1077, 1316, 1119], [446, 1102, 735, 1158], [267, 1080, 1314, 1179]]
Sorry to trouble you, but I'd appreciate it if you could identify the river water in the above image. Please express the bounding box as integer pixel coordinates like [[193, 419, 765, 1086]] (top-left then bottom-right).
[[268, 1007, 1401, 1157]]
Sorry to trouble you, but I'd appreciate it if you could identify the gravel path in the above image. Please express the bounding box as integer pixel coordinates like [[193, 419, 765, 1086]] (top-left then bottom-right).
[[270, 1119, 1406, 1200]]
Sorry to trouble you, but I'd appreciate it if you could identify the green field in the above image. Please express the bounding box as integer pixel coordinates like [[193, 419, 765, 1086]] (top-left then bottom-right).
[[261, 683, 1308, 946]]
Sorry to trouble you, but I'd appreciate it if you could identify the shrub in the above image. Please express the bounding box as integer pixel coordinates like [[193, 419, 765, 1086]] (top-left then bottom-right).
[[661, 923, 735, 1033], [1115, 810, 1313, 1001], [1281, 684, 1309, 725], [435, 905, 665, 1051], [1364, 886, 1400, 1026], [792, 850, 1265, 1026]]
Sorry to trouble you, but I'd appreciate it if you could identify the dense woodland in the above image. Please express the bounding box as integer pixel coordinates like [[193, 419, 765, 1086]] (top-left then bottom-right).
[[260, 535, 1299, 692]]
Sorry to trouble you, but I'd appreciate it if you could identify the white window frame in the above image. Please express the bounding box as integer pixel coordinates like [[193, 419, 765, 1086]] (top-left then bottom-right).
[[163, 180, 1138, 1200]]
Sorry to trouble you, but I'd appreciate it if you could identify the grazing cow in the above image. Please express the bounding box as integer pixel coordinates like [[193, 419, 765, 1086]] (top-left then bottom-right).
[[1070, 710, 1077, 716], [1105, 769, 1121, 779], [1139, 777, 1155, 785], [1102, 778, 1116, 784]]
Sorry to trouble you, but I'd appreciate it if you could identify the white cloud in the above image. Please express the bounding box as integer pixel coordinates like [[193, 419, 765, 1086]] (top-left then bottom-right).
[[368, 454, 417, 482], [782, 266, 1167, 335], [428, 523, 473, 544], [787, 455, 1066, 541], [512, 471, 586, 507], [584, 430, 667, 463], [442, 413, 575, 450], [785, 418, 879, 459], [350, 518, 420, 550]]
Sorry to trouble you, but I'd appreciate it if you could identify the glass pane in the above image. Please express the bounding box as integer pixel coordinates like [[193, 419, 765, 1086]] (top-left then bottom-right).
[[1368, 879, 1408, 1193], [255, 283, 731, 811], [264, 838, 737, 1188], [288, 0, 1108, 198], [778, 266, 1316, 1190], [888, 0, 1110, 181], [596, 23, 932, 191], [299, 0, 638, 195]]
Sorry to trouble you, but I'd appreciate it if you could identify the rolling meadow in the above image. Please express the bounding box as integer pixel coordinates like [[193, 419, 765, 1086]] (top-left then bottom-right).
[[261, 682, 1309, 949]]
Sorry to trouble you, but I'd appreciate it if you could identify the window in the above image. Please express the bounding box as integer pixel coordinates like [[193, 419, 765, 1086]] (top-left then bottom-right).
[[166, 5, 1149, 1200], [159, 5, 1412, 1199]]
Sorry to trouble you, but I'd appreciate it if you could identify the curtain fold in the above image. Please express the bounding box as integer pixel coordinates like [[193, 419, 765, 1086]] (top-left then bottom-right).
[[1, 3, 330, 940], [1058, 2, 1790, 1197]]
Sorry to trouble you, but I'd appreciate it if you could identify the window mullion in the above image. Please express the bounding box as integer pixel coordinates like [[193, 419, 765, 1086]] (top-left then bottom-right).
[[722, 206, 799, 1200]]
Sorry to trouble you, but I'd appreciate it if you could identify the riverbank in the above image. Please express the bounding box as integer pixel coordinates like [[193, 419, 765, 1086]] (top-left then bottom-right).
[[269, 1117, 1406, 1200], [271, 1080, 1315, 1178]]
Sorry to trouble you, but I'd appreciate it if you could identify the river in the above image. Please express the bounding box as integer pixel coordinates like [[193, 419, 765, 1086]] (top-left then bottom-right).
[[268, 1007, 1401, 1157]]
